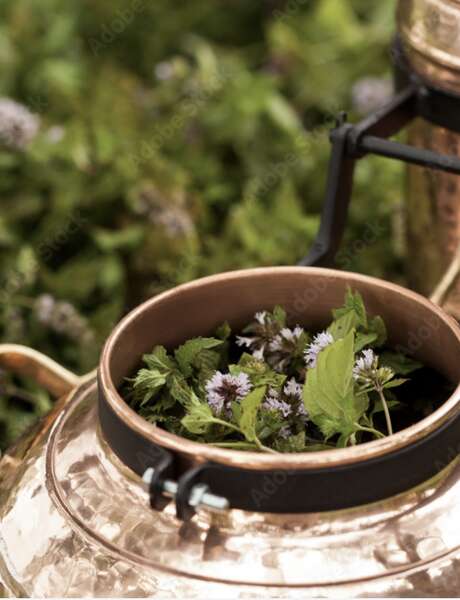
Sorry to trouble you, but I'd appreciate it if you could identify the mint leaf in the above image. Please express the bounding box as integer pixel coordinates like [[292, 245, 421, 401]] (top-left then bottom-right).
[[383, 377, 408, 390], [238, 386, 266, 443], [273, 305, 287, 327], [215, 321, 232, 341], [380, 351, 422, 375], [354, 331, 378, 352], [333, 288, 368, 328], [143, 345, 177, 372], [168, 373, 194, 405], [303, 331, 368, 439], [329, 310, 360, 341], [230, 354, 286, 387], [131, 369, 167, 406], [181, 398, 215, 435], [181, 392, 241, 435], [274, 430, 306, 452], [174, 337, 223, 377], [368, 316, 387, 347]]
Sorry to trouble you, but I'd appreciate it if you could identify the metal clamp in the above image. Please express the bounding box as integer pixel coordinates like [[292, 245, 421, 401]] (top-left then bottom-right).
[[142, 465, 229, 519]]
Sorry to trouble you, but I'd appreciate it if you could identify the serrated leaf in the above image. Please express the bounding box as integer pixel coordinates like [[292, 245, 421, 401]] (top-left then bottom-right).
[[181, 392, 241, 435], [194, 348, 221, 379], [131, 369, 167, 406], [238, 386, 266, 443], [174, 337, 223, 377], [181, 396, 215, 434], [168, 373, 194, 405], [303, 331, 367, 439], [332, 288, 368, 328], [143, 345, 177, 373]]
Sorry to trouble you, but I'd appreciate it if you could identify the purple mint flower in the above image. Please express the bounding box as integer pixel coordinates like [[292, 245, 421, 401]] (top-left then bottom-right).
[[0, 97, 40, 150], [353, 349, 377, 381], [279, 425, 291, 439], [283, 377, 302, 400], [304, 331, 334, 369], [262, 388, 292, 418], [269, 326, 303, 352], [205, 371, 252, 416]]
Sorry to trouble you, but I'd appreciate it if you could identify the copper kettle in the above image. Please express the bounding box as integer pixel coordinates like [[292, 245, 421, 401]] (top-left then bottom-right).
[[3, 1, 460, 596], [1, 266, 460, 597]]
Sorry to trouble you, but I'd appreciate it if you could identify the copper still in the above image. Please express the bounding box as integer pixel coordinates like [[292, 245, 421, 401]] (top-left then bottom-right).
[[1, 267, 460, 597], [2, 2, 460, 597], [399, 0, 460, 318]]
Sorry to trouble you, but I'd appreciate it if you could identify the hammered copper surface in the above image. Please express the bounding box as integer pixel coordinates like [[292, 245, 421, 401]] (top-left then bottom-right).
[[406, 120, 460, 317], [398, 0, 460, 317], [1, 267, 460, 597]]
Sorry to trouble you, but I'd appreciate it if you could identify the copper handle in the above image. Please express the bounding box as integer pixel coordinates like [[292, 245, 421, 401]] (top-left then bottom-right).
[[0, 344, 81, 398]]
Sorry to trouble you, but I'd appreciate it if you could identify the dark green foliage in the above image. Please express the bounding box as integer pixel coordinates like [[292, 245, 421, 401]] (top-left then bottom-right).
[[0, 1, 401, 449]]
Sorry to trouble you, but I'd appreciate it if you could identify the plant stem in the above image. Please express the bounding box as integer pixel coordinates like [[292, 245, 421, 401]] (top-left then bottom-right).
[[355, 423, 385, 439], [254, 436, 280, 454], [377, 386, 393, 436]]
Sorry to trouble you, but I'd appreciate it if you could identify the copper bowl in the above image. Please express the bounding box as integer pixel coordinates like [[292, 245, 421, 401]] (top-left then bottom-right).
[[99, 266, 460, 478]]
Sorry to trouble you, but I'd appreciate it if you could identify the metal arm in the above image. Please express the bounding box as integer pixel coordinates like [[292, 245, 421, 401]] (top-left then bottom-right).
[[299, 80, 460, 267]]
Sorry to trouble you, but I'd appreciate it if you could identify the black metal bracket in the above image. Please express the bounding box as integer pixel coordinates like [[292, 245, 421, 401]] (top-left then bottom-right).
[[299, 38, 460, 268]]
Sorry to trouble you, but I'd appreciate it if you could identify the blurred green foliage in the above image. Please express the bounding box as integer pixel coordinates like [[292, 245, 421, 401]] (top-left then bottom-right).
[[0, 0, 403, 448]]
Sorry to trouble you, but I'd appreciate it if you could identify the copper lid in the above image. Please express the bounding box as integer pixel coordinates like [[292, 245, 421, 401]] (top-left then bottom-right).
[[398, 0, 460, 92]]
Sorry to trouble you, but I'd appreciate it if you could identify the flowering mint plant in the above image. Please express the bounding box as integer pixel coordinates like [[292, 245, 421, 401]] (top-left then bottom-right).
[[124, 289, 425, 453]]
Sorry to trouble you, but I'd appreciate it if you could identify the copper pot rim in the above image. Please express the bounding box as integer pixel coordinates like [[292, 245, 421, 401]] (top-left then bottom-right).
[[99, 267, 460, 472]]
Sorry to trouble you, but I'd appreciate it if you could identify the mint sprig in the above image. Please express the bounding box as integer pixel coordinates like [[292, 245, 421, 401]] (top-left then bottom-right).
[[124, 292, 427, 453]]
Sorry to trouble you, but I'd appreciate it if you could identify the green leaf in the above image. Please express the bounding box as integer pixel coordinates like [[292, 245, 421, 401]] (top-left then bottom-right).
[[230, 355, 286, 387], [168, 373, 194, 405], [274, 430, 306, 452], [181, 398, 215, 435], [354, 331, 378, 352], [131, 369, 167, 406], [383, 378, 408, 390], [215, 321, 231, 340], [368, 316, 387, 347], [371, 397, 400, 417], [174, 337, 223, 377], [181, 392, 241, 435], [143, 345, 177, 373], [328, 310, 360, 341], [238, 386, 266, 443], [303, 331, 367, 439], [380, 351, 422, 375], [333, 288, 368, 329], [272, 305, 287, 327], [194, 349, 221, 381]]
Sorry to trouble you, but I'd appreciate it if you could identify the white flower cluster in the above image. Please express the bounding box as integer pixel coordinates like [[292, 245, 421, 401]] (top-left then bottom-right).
[[0, 98, 40, 151], [304, 331, 334, 369]]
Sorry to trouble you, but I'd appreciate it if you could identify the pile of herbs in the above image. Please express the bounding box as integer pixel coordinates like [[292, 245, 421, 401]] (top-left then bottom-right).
[[124, 290, 448, 453]]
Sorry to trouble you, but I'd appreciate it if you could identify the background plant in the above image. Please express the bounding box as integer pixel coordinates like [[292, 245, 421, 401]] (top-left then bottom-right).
[[0, 0, 402, 449]]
